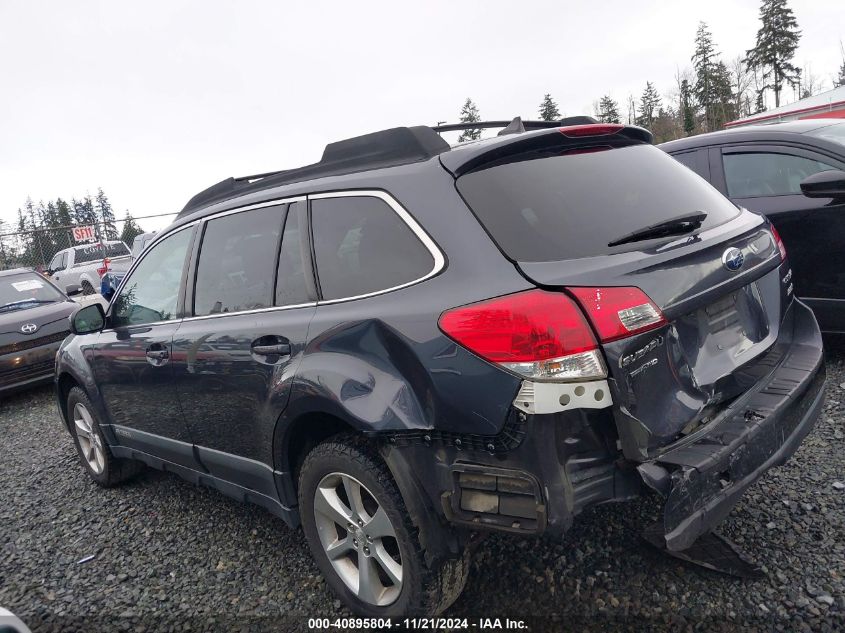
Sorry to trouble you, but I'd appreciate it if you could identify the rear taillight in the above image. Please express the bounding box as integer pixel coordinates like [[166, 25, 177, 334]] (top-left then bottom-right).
[[770, 225, 787, 261], [96, 257, 111, 278], [568, 287, 667, 343], [559, 123, 624, 138], [438, 289, 606, 381]]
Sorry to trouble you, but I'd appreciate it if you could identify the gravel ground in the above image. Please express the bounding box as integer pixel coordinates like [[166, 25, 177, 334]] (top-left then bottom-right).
[[1, 344, 844, 632]]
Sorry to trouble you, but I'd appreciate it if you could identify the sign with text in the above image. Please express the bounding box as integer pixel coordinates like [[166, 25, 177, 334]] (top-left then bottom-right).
[[72, 226, 97, 243]]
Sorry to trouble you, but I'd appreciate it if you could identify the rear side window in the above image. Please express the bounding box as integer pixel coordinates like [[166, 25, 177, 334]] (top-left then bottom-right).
[[671, 149, 710, 179], [723, 152, 837, 198], [456, 144, 740, 262], [275, 205, 311, 306], [194, 206, 283, 316], [74, 242, 130, 264], [311, 196, 434, 301]]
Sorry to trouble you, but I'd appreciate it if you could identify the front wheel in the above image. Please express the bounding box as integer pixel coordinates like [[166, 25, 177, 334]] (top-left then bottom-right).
[[298, 437, 469, 617], [67, 387, 142, 487]]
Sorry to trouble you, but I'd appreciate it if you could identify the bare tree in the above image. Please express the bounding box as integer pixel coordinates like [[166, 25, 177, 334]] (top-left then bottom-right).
[[798, 63, 826, 98], [729, 55, 754, 119]]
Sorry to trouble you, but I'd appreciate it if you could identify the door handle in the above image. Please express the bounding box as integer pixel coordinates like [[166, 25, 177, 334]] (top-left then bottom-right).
[[145, 345, 170, 366], [252, 343, 291, 356], [251, 336, 291, 357]]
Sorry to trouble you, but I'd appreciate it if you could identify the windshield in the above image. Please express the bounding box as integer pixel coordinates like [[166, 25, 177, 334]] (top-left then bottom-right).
[[456, 143, 740, 262], [75, 241, 131, 264], [0, 273, 65, 312], [807, 122, 845, 147]]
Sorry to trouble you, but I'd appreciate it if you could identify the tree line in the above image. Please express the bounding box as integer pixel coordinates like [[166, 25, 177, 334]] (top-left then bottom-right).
[[1, 188, 145, 270], [455, 0, 844, 144]]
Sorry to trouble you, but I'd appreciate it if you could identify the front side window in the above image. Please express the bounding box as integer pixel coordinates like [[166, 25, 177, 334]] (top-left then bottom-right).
[[193, 205, 283, 316], [49, 253, 65, 272], [111, 229, 192, 327], [311, 196, 435, 301], [723, 151, 837, 198]]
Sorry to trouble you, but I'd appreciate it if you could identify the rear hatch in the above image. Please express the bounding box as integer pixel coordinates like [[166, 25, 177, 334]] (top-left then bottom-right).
[[452, 129, 789, 459]]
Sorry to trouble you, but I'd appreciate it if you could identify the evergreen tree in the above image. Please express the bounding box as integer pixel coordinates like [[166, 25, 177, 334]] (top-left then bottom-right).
[[538, 94, 561, 121], [692, 22, 719, 131], [636, 82, 661, 128], [458, 98, 482, 142], [55, 198, 73, 226], [597, 96, 621, 124], [72, 196, 97, 227], [680, 79, 696, 136], [711, 61, 736, 128], [745, 0, 801, 107], [119, 212, 145, 245], [95, 188, 118, 239]]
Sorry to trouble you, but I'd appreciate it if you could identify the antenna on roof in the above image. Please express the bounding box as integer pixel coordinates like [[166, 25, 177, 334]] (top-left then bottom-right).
[[497, 117, 526, 136]]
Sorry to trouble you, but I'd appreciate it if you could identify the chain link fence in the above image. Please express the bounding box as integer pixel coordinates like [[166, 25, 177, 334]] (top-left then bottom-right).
[[0, 213, 177, 273]]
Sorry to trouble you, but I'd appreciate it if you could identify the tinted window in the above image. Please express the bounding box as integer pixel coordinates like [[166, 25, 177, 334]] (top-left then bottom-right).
[[74, 241, 130, 264], [672, 149, 710, 179], [311, 196, 434, 301], [275, 206, 311, 306], [49, 252, 65, 272], [456, 144, 739, 262], [112, 229, 192, 327], [723, 152, 837, 198], [0, 273, 64, 313], [194, 206, 283, 316]]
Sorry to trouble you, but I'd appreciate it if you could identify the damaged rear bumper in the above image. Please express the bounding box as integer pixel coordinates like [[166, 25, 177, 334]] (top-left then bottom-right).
[[638, 299, 825, 551]]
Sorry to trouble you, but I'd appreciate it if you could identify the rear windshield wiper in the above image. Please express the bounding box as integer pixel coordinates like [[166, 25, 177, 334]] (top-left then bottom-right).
[[607, 211, 708, 248]]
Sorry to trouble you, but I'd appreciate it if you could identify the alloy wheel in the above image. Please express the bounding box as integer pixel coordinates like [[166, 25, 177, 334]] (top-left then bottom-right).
[[313, 472, 403, 606], [73, 402, 105, 475]]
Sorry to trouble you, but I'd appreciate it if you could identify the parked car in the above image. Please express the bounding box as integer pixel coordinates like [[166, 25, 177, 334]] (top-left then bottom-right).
[[131, 231, 157, 259], [660, 119, 845, 332], [56, 121, 824, 616], [0, 268, 79, 395], [46, 240, 132, 295], [98, 232, 158, 300]]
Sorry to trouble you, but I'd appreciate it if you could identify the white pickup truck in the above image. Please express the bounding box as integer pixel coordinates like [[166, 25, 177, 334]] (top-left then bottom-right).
[[46, 241, 133, 295]]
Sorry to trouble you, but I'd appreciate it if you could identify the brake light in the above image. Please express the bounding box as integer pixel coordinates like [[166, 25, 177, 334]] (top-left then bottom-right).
[[569, 287, 666, 343], [770, 225, 787, 261], [438, 289, 606, 381], [559, 124, 624, 138], [96, 257, 111, 278]]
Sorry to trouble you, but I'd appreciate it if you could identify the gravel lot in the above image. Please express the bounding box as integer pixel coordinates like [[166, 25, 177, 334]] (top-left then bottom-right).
[[1, 343, 844, 632]]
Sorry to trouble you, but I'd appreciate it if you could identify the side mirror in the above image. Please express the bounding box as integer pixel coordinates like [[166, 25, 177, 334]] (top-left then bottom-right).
[[65, 284, 82, 297], [800, 170, 845, 199], [70, 303, 106, 335]]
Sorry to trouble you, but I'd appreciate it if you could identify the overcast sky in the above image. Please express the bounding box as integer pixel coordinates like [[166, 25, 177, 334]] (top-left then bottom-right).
[[1, 0, 842, 233]]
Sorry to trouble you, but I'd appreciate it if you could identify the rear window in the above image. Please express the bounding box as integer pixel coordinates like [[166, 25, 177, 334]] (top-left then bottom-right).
[[456, 144, 740, 262], [74, 242, 130, 264]]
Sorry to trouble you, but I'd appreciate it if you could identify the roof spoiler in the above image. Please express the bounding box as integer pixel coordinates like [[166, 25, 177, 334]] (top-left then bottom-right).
[[433, 116, 599, 135]]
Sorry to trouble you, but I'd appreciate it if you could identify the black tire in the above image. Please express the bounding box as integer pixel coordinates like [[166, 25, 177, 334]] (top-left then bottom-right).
[[67, 386, 143, 487], [298, 436, 469, 617], [81, 280, 96, 296]]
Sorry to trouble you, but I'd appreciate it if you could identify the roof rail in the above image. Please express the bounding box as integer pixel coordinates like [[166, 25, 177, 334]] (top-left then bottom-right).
[[178, 126, 450, 220], [432, 115, 598, 134]]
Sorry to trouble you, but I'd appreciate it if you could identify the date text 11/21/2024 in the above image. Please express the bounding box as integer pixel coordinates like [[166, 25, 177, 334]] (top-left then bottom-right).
[[307, 617, 529, 630]]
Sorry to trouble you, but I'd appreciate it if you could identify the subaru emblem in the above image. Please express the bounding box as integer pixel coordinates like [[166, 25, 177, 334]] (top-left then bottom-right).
[[722, 247, 745, 272], [21, 323, 38, 335]]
